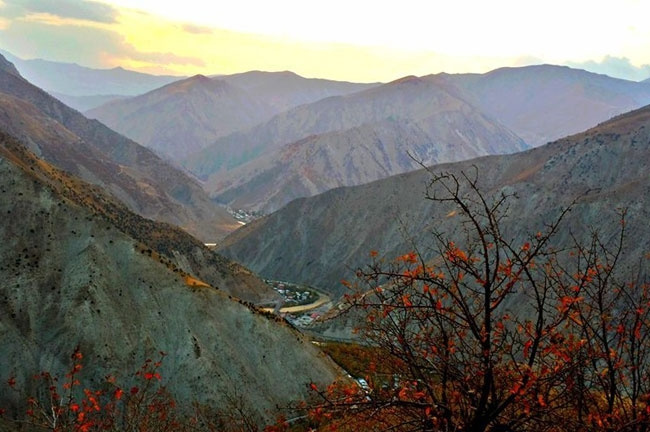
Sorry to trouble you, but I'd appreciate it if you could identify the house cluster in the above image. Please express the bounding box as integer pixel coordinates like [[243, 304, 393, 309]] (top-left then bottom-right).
[[266, 280, 317, 305], [227, 207, 264, 224], [285, 311, 322, 327]]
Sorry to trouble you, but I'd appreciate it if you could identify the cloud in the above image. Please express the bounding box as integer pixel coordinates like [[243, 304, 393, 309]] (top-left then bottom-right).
[[181, 23, 213, 35], [1, 0, 118, 23], [0, 19, 204, 70], [567, 56, 650, 82]]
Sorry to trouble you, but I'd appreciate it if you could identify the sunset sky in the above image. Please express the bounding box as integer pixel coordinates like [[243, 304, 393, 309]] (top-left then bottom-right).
[[2, 0, 650, 82]]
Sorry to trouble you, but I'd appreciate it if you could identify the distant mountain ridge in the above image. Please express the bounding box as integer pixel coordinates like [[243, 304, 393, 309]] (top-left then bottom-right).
[[0, 49, 182, 97], [87, 71, 377, 161], [429, 64, 650, 146], [186, 75, 526, 182], [219, 70, 379, 112], [218, 103, 650, 298], [0, 54, 238, 242], [87, 75, 277, 159]]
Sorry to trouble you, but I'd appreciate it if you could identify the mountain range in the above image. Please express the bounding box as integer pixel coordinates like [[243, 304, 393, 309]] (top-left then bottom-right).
[[207, 76, 527, 212], [218, 70, 379, 112], [0, 49, 182, 110], [186, 65, 650, 213], [218, 103, 650, 298], [0, 54, 237, 242], [87, 75, 277, 159], [87, 71, 377, 161], [429, 64, 650, 146]]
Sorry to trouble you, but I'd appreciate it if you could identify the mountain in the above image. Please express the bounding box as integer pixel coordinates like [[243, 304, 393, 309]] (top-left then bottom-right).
[[0, 130, 338, 424], [50, 92, 127, 112], [220, 70, 378, 112], [429, 64, 650, 146], [209, 103, 527, 213], [87, 75, 276, 159], [186, 76, 526, 183], [0, 50, 182, 97], [218, 104, 650, 298], [0, 54, 238, 242]]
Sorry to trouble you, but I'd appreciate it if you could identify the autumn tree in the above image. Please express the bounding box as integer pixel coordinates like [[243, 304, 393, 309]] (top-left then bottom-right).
[[555, 214, 650, 432], [307, 168, 649, 432]]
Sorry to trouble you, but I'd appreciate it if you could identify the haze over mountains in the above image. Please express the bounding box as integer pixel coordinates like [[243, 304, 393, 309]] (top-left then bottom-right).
[[0, 50, 182, 111], [219, 104, 650, 298], [87, 71, 377, 160], [219, 70, 379, 112], [0, 54, 237, 242], [87, 75, 277, 159]]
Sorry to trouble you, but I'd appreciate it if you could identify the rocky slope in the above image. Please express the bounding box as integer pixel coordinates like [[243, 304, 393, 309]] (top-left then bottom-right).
[[218, 104, 650, 298], [209, 106, 527, 213], [0, 54, 238, 242], [430, 64, 650, 146], [187, 76, 526, 183], [0, 130, 339, 424], [87, 75, 276, 159]]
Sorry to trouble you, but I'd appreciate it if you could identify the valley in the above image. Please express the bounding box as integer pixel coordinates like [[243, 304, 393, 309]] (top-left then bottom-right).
[[1, 15, 650, 429]]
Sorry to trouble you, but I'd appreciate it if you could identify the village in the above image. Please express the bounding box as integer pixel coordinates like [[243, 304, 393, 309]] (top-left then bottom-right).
[[263, 279, 330, 327]]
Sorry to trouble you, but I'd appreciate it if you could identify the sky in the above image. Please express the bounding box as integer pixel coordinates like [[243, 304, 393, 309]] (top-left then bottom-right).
[[1, 0, 650, 82]]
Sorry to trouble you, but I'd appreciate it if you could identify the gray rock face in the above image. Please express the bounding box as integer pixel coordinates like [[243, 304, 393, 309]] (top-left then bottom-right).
[[0, 134, 339, 424], [218, 105, 650, 299]]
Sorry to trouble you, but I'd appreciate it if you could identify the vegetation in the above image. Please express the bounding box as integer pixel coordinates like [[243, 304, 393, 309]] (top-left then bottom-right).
[[0, 349, 273, 432], [318, 342, 392, 379], [296, 168, 650, 432]]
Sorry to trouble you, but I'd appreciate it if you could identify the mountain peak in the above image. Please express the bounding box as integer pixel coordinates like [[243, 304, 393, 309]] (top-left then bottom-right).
[[188, 73, 211, 81], [389, 75, 423, 85]]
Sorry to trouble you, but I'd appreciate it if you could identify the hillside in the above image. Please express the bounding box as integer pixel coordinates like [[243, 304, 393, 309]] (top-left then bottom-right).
[[0, 131, 338, 424], [218, 104, 650, 298], [186, 76, 526, 183], [430, 64, 650, 146], [0, 54, 238, 242], [87, 75, 276, 159], [209, 107, 527, 213]]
